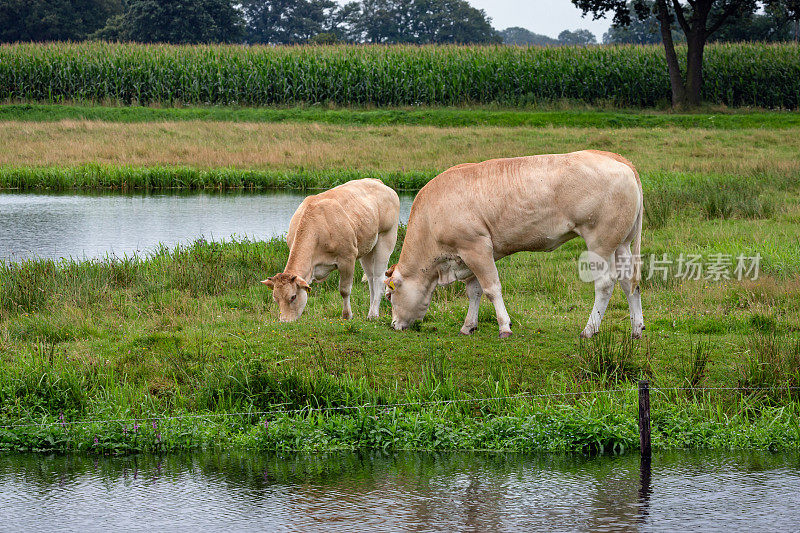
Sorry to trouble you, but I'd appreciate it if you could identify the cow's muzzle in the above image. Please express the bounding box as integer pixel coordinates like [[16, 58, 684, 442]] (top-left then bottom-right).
[[391, 319, 408, 331]]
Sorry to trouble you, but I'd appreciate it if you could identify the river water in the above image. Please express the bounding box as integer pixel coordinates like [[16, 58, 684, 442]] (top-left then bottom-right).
[[0, 450, 797, 532], [0, 191, 415, 261]]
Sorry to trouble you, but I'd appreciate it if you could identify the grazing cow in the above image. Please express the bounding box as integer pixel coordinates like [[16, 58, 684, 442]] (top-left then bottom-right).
[[262, 179, 399, 322], [384, 150, 644, 339]]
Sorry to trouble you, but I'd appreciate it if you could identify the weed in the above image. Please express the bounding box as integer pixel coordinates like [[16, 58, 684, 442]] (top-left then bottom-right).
[[738, 332, 800, 401], [679, 339, 711, 389], [577, 331, 647, 383]]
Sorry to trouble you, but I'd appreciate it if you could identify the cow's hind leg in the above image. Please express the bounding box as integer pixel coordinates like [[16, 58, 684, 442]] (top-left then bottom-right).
[[458, 241, 512, 339], [459, 276, 483, 335], [616, 244, 645, 338], [361, 225, 397, 319], [359, 255, 379, 319], [580, 248, 617, 339]]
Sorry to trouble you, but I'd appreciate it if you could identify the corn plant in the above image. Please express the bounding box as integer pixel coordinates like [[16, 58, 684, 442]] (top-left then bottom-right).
[[0, 42, 797, 108]]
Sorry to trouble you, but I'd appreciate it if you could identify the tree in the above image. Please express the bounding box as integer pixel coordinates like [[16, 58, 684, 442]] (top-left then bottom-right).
[[347, 0, 407, 43], [0, 0, 124, 42], [241, 0, 338, 44], [424, 0, 502, 43], [346, 0, 501, 44], [97, 0, 244, 43], [767, 0, 800, 41], [500, 27, 560, 46], [571, 0, 760, 107], [710, 7, 795, 41], [557, 28, 597, 44]]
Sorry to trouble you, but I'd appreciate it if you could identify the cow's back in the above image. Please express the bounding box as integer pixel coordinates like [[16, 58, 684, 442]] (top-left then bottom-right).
[[319, 178, 398, 232], [288, 178, 399, 258], [406, 151, 640, 257]]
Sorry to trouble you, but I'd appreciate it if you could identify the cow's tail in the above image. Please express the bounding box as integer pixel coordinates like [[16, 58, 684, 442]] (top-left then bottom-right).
[[631, 186, 643, 291]]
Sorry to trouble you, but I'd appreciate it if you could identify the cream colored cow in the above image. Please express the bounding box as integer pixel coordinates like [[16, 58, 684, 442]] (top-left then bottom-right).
[[263, 179, 399, 322], [384, 150, 644, 339]]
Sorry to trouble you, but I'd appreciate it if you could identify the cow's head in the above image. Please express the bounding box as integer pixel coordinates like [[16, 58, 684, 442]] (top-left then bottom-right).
[[262, 273, 311, 322], [384, 264, 432, 330]]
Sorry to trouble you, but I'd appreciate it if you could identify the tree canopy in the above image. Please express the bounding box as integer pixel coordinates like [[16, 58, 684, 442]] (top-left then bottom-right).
[[0, 0, 124, 42], [327, 0, 502, 44], [95, 0, 244, 44], [557, 28, 597, 45], [500, 27, 560, 46], [241, 0, 337, 44], [602, 0, 798, 43]]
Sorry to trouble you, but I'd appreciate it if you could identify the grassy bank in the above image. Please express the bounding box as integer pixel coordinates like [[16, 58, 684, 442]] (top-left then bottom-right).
[[2, 42, 799, 108], [1, 198, 799, 453], [4, 104, 800, 129], [0, 164, 434, 192]]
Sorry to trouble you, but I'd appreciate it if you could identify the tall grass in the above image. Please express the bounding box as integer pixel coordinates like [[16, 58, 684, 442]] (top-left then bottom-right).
[[1, 42, 798, 108], [642, 172, 788, 229], [738, 332, 800, 401], [0, 237, 288, 315], [0, 164, 434, 191]]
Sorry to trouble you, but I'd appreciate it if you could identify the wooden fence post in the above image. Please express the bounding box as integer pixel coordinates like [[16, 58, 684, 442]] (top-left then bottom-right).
[[638, 380, 651, 456]]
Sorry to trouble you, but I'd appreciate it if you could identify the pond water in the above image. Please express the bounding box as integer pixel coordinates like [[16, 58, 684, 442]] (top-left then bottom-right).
[[0, 450, 798, 532], [0, 191, 415, 262]]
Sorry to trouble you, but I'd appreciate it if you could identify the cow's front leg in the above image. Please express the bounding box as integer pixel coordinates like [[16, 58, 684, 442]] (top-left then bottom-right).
[[460, 276, 483, 335], [459, 243, 512, 339], [338, 261, 355, 320]]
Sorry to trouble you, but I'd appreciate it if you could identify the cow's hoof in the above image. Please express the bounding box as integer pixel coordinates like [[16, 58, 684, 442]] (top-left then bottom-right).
[[459, 326, 478, 336], [499, 331, 513, 339], [580, 329, 595, 339], [342, 311, 352, 320], [631, 331, 642, 340], [366, 312, 379, 320]]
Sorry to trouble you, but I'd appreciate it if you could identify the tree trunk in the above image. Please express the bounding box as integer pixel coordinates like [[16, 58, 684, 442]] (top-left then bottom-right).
[[655, 0, 686, 106], [684, 30, 706, 108]]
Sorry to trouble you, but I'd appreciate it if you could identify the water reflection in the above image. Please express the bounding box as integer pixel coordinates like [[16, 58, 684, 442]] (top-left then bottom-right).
[[638, 454, 653, 525], [0, 451, 798, 531], [0, 190, 415, 261]]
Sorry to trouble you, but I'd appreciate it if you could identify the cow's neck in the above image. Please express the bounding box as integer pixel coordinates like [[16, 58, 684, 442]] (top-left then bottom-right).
[[398, 223, 440, 290], [284, 229, 318, 282]]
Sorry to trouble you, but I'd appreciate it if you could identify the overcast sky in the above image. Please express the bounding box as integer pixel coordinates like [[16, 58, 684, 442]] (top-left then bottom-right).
[[467, 0, 612, 39]]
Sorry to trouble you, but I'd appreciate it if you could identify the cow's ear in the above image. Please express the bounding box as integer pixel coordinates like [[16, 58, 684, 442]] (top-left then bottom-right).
[[289, 275, 297, 283], [384, 267, 402, 290], [296, 276, 311, 292], [261, 277, 275, 289], [385, 264, 397, 278]]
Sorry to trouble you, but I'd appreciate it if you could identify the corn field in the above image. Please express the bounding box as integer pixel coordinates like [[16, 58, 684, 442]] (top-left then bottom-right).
[[0, 42, 798, 108]]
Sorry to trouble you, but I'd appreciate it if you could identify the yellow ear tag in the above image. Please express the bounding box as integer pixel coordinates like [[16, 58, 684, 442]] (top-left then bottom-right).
[[388, 280, 395, 290]]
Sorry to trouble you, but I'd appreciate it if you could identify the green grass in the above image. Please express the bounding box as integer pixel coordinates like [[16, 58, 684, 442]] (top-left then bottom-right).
[[1, 197, 799, 453], [1, 42, 799, 108], [3, 104, 800, 129]]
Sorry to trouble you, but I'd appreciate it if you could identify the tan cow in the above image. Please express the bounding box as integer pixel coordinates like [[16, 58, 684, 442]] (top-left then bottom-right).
[[262, 179, 399, 322], [384, 150, 644, 339]]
